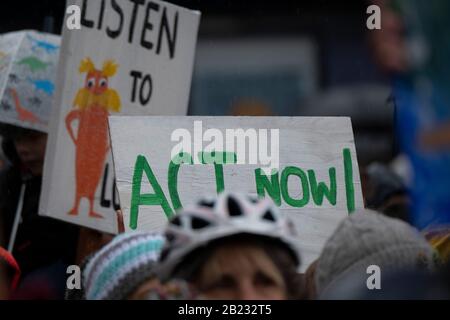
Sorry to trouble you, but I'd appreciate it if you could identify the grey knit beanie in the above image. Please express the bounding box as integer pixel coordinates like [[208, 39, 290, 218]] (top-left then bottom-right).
[[315, 209, 437, 295], [83, 232, 165, 300]]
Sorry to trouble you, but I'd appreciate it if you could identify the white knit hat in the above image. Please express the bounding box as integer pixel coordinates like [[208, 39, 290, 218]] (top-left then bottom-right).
[[315, 209, 437, 295]]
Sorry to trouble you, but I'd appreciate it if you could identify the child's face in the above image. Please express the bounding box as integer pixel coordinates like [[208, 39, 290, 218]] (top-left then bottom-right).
[[13, 131, 47, 176]]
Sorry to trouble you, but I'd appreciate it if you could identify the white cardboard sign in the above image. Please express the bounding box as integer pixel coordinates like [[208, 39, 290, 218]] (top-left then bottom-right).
[[109, 116, 364, 270], [40, 0, 200, 233]]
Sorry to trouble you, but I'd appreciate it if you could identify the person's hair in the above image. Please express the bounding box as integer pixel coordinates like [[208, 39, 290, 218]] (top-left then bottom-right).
[[0, 123, 39, 140], [300, 259, 318, 300], [1, 138, 20, 166], [171, 234, 302, 299]]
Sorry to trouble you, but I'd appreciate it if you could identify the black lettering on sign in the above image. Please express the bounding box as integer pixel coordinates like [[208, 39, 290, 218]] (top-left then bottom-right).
[[130, 70, 142, 103], [81, 0, 94, 28], [100, 162, 121, 210], [97, 0, 106, 30], [107, 0, 124, 39], [157, 7, 178, 59], [100, 163, 111, 208], [130, 70, 153, 106], [79, 0, 180, 59], [140, 74, 153, 105], [128, 0, 146, 44], [141, 1, 160, 50]]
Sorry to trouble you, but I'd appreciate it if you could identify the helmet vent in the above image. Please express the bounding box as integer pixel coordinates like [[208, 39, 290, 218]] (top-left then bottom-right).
[[262, 209, 276, 222], [198, 199, 215, 208], [166, 232, 176, 243], [227, 197, 244, 217], [171, 216, 182, 226], [191, 217, 211, 230]]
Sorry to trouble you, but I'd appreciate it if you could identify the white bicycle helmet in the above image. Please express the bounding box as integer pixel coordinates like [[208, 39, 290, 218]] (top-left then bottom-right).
[[157, 192, 301, 281]]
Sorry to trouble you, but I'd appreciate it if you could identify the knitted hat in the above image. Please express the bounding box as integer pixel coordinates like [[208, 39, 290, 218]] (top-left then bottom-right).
[[0, 246, 21, 291], [315, 210, 438, 295], [83, 232, 165, 300]]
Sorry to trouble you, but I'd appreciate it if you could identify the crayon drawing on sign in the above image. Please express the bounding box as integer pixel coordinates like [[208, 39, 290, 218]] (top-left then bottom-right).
[[0, 101, 11, 111], [27, 34, 60, 54], [28, 96, 42, 108], [9, 74, 20, 84], [27, 78, 55, 96], [17, 56, 50, 73], [9, 88, 42, 124], [66, 58, 121, 218], [0, 30, 60, 133]]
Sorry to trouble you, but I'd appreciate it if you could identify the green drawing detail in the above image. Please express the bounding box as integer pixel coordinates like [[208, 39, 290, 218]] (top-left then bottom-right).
[[17, 56, 50, 72]]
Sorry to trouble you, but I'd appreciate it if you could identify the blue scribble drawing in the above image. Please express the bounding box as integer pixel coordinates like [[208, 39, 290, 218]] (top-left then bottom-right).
[[27, 35, 60, 55], [28, 78, 55, 96]]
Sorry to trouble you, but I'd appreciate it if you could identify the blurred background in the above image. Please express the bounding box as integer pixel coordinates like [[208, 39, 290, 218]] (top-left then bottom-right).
[[0, 0, 394, 169]]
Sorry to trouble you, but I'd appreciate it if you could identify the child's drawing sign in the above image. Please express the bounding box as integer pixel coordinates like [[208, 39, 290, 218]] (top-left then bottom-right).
[[40, 0, 201, 233], [9, 88, 43, 124], [66, 58, 121, 218], [0, 30, 60, 132]]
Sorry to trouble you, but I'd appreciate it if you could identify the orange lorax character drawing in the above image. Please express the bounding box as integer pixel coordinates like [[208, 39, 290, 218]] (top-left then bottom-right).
[[66, 58, 121, 218]]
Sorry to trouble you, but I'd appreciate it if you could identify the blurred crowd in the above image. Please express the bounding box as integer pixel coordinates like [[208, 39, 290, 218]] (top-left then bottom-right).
[[1, 0, 450, 300], [1, 190, 449, 300]]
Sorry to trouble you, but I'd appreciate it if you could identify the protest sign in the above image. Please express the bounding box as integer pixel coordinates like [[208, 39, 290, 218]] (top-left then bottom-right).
[[0, 30, 60, 132], [109, 116, 364, 269], [40, 0, 200, 233]]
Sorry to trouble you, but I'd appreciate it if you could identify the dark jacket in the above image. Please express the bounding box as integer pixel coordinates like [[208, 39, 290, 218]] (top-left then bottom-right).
[[0, 138, 79, 277]]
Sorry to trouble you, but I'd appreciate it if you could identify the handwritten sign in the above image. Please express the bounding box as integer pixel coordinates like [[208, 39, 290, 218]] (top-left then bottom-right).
[[0, 30, 60, 132], [109, 116, 364, 270], [39, 0, 200, 233]]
